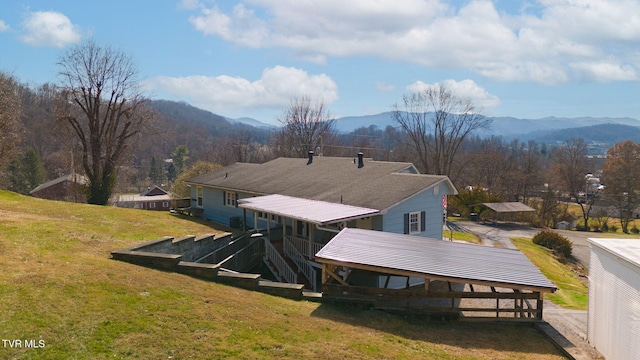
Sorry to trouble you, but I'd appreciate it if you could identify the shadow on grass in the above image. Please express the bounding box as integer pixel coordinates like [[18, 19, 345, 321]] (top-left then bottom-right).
[[310, 302, 566, 358]]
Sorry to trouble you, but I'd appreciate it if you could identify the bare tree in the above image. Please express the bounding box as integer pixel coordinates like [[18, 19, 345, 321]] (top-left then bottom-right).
[[550, 138, 597, 229], [602, 140, 640, 233], [0, 72, 22, 174], [273, 96, 336, 157], [56, 40, 152, 205], [392, 83, 491, 179]]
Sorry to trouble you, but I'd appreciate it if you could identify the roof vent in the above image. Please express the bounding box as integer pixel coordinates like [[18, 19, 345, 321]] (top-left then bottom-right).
[[357, 152, 364, 168], [307, 150, 314, 165]]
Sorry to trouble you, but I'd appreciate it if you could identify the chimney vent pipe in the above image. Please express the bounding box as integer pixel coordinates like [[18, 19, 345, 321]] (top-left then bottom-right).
[[307, 151, 314, 165]]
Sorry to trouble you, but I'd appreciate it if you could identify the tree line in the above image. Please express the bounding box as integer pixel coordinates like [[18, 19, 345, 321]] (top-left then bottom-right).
[[1, 40, 639, 232]]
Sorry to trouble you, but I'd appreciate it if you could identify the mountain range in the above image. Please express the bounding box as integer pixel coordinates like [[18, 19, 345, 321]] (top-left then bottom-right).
[[150, 100, 640, 153]]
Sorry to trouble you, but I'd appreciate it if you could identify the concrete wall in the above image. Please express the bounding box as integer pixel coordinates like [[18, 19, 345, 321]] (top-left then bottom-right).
[[111, 235, 309, 301], [129, 234, 233, 262]]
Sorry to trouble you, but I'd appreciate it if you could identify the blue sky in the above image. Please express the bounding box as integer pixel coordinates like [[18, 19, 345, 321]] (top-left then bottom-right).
[[1, 0, 640, 125]]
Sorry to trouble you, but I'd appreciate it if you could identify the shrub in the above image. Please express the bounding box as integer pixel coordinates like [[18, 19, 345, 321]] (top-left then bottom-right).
[[532, 230, 573, 258], [609, 225, 618, 233], [632, 226, 640, 234]]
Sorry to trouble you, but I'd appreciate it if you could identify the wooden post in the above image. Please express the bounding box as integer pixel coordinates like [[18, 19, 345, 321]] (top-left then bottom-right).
[[242, 208, 247, 232], [536, 294, 544, 320], [253, 211, 258, 231]]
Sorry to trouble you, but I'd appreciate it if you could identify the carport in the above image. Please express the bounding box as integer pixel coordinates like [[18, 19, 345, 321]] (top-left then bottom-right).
[[473, 202, 536, 224], [316, 228, 556, 320]]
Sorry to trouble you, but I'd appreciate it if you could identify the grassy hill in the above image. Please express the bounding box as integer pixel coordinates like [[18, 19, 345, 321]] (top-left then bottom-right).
[[0, 191, 564, 359]]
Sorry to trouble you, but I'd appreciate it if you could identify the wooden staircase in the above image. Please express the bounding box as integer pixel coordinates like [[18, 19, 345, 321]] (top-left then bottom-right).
[[265, 239, 315, 291]]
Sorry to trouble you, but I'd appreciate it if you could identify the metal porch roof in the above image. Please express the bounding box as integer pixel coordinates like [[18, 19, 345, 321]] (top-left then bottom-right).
[[315, 228, 557, 292], [482, 202, 535, 213], [238, 194, 380, 225]]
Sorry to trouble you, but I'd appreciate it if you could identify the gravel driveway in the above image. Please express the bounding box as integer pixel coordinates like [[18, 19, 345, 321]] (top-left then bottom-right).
[[446, 220, 606, 359], [447, 220, 593, 267]]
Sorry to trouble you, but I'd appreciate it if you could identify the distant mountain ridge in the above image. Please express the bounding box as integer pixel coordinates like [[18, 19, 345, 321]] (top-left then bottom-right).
[[332, 111, 640, 136], [150, 99, 640, 153]]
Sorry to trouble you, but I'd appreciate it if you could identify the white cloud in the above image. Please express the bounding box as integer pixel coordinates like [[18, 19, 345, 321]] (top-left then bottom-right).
[[143, 66, 338, 116], [406, 79, 500, 109], [185, 0, 640, 84], [375, 82, 395, 92], [20, 11, 81, 47], [0, 20, 10, 32]]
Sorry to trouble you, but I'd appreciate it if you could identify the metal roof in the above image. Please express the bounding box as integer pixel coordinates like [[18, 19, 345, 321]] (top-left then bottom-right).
[[238, 194, 380, 225], [589, 238, 640, 268], [315, 228, 557, 292], [187, 156, 457, 211], [482, 202, 535, 213]]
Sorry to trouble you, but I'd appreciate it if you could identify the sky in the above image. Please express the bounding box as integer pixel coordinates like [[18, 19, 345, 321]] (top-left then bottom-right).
[[1, 0, 640, 125]]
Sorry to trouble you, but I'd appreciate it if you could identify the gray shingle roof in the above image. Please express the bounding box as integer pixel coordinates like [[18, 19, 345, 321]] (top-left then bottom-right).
[[186, 156, 456, 211], [30, 173, 88, 194], [316, 228, 557, 292]]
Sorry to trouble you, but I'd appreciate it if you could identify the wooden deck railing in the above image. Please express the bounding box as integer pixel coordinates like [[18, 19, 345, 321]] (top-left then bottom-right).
[[284, 237, 317, 291], [322, 283, 543, 320], [263, 238, 297, 284], [285, 235, 324, 259]]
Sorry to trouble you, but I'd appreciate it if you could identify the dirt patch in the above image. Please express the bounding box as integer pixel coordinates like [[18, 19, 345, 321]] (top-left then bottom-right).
[[0, 210, 63, 222]]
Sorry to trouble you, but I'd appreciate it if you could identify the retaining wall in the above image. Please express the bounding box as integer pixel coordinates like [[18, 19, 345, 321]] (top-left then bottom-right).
[[111, 234, 310, 301]]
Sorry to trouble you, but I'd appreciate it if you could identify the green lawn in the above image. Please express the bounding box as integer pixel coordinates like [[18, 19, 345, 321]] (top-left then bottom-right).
[[0, 191, 565, 359], [512, 238, 588, 310]]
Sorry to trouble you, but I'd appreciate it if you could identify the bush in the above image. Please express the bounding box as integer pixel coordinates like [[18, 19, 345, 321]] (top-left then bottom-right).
[[632, 226, 640, 234], [532, 230, 573, 258], [609, 225, 618, 233]]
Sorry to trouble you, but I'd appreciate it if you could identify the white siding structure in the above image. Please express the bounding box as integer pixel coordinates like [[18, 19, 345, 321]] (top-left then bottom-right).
[[588, 238, 640, 360]]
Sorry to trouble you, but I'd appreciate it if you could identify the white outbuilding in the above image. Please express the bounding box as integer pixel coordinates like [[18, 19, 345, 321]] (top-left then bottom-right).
[[588, 238, 640, 360]]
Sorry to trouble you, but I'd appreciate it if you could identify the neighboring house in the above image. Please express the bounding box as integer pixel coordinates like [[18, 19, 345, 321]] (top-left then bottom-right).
[[588, 238, 640, 359], [112, 185, 175, 211], [186, 153, 457, 240], [30, 173, 88, 203]]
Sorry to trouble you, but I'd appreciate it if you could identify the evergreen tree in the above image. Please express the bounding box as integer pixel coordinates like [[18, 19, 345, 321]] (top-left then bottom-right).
[[148, 156, 164, 185], [9, 148, 47, 195], [171, 145, 189, 177]]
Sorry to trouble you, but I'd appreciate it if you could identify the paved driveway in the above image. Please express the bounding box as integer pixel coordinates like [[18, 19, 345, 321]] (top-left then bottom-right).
[[446, 220, 605, 268]]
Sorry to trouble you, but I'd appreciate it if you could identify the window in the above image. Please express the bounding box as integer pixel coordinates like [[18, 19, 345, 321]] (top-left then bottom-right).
[[162, 201, 169, 208], [149, 202, 156, 209], [296, 220, 309, 238], [270, 214, 282, 224], [196, 187, 203, 207], [404, 211, 425, 234], [409, 212, 420, 234], [225, 191, 237, 207]]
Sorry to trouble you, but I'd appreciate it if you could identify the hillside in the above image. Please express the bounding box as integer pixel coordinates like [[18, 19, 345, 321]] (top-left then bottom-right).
[[0, 191, 564, 359]]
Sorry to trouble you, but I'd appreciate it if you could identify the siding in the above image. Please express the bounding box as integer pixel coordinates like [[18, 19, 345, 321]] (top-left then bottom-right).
[[199, 188, 255, 226], [383, 183, 444, 239], [588, 240, 640, 360]]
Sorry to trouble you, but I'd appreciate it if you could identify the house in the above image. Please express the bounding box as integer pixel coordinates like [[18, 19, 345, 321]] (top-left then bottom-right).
[[186, 153, 457, 239], [588, 238, 640, 359], [112, 185, 176, 211], [186, 153, 457, 291], [30, 173, 88, 203]]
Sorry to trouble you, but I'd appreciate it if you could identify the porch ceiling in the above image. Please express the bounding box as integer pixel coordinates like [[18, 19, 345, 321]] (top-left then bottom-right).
[[238, 194, 380, 225]]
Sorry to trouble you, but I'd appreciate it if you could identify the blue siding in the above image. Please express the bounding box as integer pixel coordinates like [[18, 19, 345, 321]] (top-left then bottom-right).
[[192, 187, 259, 227], [192, 181, 450, 237], [382, 183, 445, 239]]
